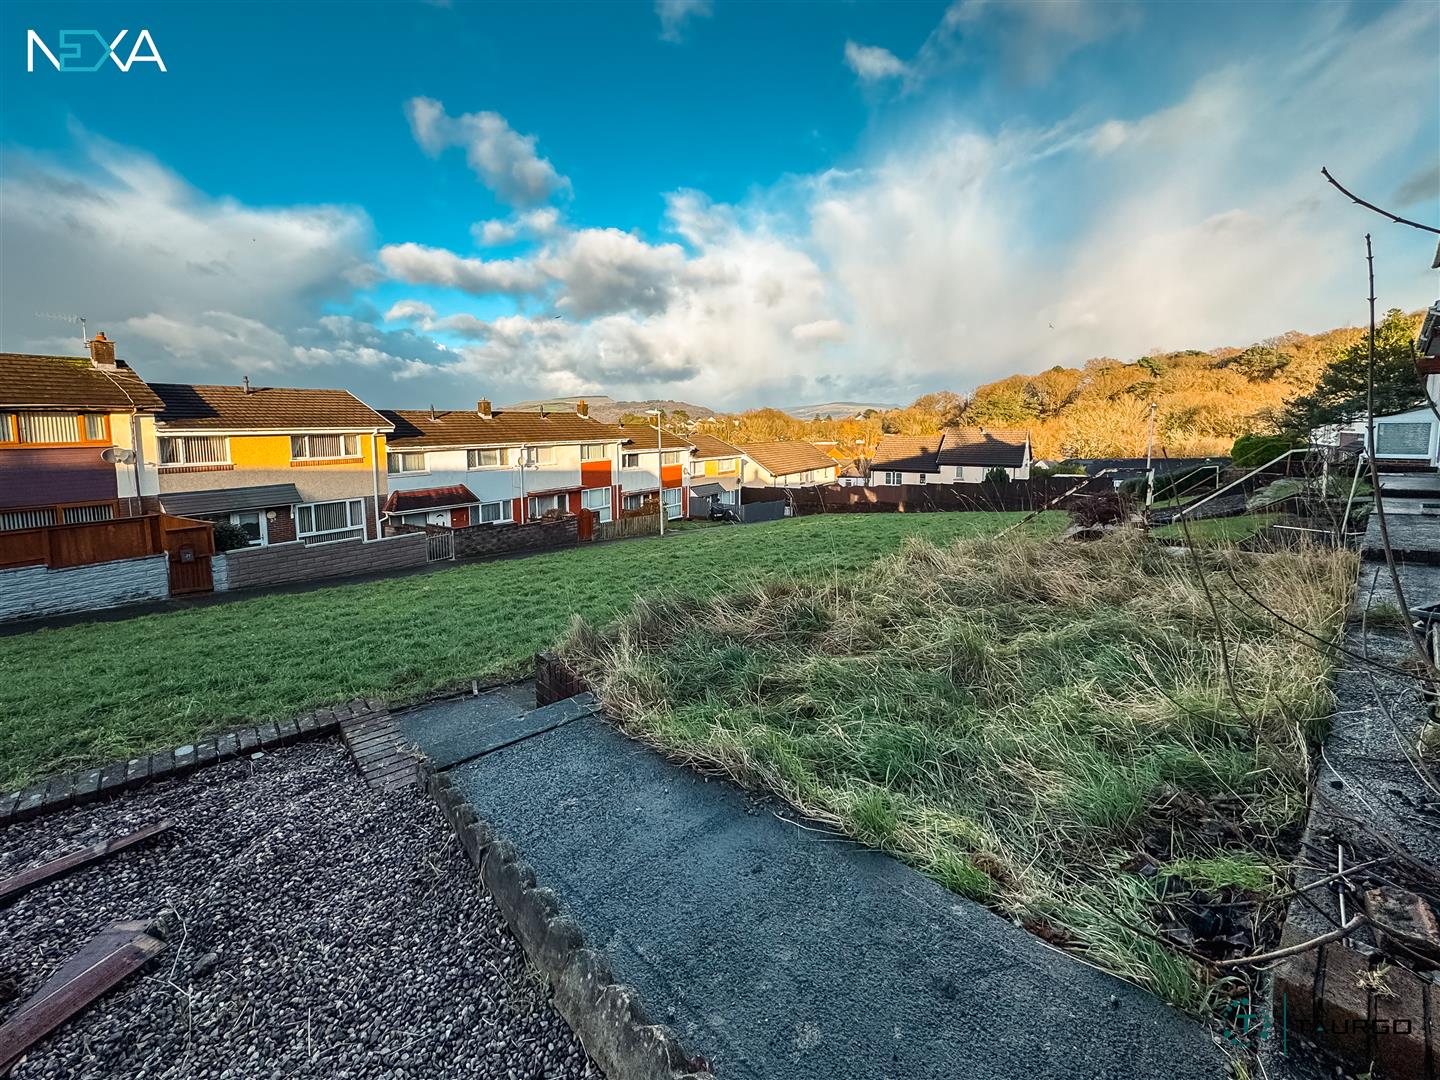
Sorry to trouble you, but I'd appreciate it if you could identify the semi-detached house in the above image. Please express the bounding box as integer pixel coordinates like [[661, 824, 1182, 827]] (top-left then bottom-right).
[[149, 381, 393, 545], [616, 422, 693, 520], [870, 428, 1031, 486], [380, 400, 633, 529], [737, 441, 839, 488]]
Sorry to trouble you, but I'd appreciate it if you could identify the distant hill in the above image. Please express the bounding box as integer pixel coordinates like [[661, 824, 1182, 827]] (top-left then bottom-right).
[[785, 401, 898, 420], [502, 395, 716, 424]]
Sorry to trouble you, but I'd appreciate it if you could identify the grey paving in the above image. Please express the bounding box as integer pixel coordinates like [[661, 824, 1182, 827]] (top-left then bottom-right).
[[444, 714, 1230, 1080], [394, 681, 541, 768], [1362, 512, 1440, 562]]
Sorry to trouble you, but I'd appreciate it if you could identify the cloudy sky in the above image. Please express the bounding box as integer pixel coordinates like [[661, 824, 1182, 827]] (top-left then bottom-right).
[[1, 1, 1436, 411]]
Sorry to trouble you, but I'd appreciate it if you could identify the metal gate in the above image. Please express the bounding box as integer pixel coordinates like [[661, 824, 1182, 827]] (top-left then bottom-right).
[[426, 530, 454, 561]]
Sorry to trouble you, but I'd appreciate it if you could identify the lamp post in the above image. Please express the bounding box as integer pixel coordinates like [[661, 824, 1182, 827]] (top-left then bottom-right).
[[1144, 402, 1158, 508], [646, 408, 665, 536]]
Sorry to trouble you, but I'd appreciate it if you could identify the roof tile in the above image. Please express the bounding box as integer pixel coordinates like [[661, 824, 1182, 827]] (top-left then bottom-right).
[[739, 441, 837, 477], [153, 383, 390, 430], [0, 353, 165, 412]]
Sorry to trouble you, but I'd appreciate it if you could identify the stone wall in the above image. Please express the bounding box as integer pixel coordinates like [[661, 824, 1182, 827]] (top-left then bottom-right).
[[222, 533, 428, 592], [452, 515, 578, 560], [0, 554, 169, 623]]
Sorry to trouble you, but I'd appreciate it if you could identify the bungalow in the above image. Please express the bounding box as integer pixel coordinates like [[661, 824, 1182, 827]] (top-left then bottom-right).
[[686, 432, 743, 509], [380, 400, 630, 529], [738, 441, 839, 488], [869, 428, 1031, 486], [1333, 303, 1440, 469], [617, 422, 693, 520], [868, 434, 943, 487], [0, 334, 165, 529], [150, 380, 393, 545]]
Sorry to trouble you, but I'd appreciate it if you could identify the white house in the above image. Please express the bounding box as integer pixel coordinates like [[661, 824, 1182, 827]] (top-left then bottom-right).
[[1334, 303, 1440, 470], [616, 423, 693, 520], [737, 441, 839, 488], [869, 428, 1031, 486], [686, 432, 743, 509], [379, 400, 629, 529]]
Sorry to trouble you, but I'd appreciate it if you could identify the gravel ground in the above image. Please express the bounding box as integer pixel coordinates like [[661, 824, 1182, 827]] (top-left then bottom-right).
[[0, 740, 600, 1080]]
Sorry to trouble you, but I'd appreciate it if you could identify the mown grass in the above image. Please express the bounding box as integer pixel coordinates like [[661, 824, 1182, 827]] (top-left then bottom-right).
[[0, 512, 1057, 790], [1152, 512, 1281, 545], [559, 531, 1356, 1010]]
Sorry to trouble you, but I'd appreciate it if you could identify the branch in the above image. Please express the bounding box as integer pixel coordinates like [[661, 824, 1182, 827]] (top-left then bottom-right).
[[1322, 167, 1440, 235], [1211, 914, 1367, 968]]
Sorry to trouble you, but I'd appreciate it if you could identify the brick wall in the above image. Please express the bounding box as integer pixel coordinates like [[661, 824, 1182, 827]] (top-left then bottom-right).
[[452, 515, 578, 560], [221, 533, 428, 592], [0, 554, 169, 623]]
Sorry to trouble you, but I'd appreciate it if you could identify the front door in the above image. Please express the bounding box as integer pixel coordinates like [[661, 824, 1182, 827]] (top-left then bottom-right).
[[450, 507, 470, 527]]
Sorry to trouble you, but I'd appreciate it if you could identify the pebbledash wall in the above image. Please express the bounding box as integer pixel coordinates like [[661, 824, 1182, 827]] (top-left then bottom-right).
[[216, 532, 428, 591], [0, 554, 169, 622]]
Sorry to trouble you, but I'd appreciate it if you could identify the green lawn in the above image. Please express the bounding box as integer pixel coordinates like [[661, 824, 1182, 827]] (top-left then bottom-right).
[[1, 512, 1058, 790], [1151, 512, 1280, 545]]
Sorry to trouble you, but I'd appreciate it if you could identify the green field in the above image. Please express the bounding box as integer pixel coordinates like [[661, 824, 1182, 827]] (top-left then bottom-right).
[[1, 512, 1057, 790]]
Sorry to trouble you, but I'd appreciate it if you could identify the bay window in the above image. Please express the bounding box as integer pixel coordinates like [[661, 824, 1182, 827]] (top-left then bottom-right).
[[296, 498, 366, 543]]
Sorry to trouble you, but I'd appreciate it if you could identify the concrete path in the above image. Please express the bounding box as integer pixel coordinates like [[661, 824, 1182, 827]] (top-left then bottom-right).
[[400, 694, 1230, 1079]]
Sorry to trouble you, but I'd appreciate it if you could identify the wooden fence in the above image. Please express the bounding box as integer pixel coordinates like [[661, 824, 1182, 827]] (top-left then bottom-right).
[[593, 510, 661, 542], [0, 513, 215, 572]]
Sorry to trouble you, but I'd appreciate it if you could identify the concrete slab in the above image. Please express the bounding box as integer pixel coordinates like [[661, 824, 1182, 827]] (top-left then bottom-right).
[[447, 715, 1229, 1080], [1363, 514, 1440, 561], [394, 682, 538, 768]]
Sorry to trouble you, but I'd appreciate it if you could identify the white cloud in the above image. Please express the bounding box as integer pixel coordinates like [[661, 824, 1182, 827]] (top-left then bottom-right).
[[472, 206, 563, 246], [656, 0, 712, 43], [791, 319, 849, 344], [843, 42, 909, 83], [404, 97, 569, 205], [384, 299, 437, 324], [378, 241, 548, 295]]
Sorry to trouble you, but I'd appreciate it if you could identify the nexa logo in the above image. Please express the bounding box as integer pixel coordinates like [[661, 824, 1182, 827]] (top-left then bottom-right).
[[27, 30, 166, 73]]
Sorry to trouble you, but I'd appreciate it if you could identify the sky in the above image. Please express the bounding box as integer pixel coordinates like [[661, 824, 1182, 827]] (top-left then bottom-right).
[[1, 0, 1437, 412]]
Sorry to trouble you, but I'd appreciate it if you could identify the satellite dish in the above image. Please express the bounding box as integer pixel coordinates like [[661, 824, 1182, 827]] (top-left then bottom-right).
[[101, 447, 136, 465]]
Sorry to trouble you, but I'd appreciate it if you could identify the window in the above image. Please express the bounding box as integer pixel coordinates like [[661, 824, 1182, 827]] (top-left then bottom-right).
[[528, 493, 563, 518], [622, 452, 641, 468], [622, 493, 648, 511], [467, 448, 508, 468], [661, 487, 683, 518], [1376, 422, 1432, 457], [225, 511, 266, 546], [479, 500, 508, 524], [917, 473, 928, 485], [882, 471, 902, 486], [290, 433, 359, 460], [523, 445, 556, 466], [0, 413, 13, 444], [296, 498, 366, 543], [386, 451, 427, 475], [581, 486, 613, 523], [83, 414, 107, 441], [661, 450, 684, 465], [718, 457, 738, 473], [580, 443, 608, 461], [159, 435, 229, 466]]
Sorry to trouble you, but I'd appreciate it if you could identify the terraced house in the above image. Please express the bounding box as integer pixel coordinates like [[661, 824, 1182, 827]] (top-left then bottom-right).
[[380, 400, 632, 529], [149, 381, 393, 545], [686, 432, 743, 511], [0, 335, 165, 530], [616, 422, 693, 520]]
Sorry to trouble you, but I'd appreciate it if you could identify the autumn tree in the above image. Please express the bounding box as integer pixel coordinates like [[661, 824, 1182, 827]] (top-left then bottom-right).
[[1279, 308, 1425, 434]]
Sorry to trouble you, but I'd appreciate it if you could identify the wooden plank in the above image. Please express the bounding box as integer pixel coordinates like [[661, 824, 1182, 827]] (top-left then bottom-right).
[[0, 820, 174, 906], [0, 921, 166, 1074]]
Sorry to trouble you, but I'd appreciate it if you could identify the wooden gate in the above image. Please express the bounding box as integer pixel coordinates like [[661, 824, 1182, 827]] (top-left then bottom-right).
[[576, 508, 596, 542], [160, 515, 216, 595], [167, 548, 214, 594]]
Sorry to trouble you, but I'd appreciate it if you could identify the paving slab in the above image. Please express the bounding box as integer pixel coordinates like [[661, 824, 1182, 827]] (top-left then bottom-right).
[[393, 681, 539, 768], [446, 714, 1230, 1080]]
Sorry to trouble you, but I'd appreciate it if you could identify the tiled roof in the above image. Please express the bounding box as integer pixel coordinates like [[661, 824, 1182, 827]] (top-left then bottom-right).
[[383, 485, 480, 514], [152, 383, 390, 431], [871, 435, 942, 473], [687, 432, 742, 459], [740, 440, 837, 477], [935, 428, 1029, 468], [0, 353, 165, 411], [616, 424, 695, 451], [161, 484, 302, 517], [384, 408, 626, 449]]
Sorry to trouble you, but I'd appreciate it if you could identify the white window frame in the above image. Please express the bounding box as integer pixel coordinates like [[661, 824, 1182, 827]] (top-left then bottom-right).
[[159, 434, 231, 466], [580, 443, 609, 461], [386, 450, 428, 475], [295, 498, 366, 543], [661, 450, 684, 465], [523, 445, 557, 466], [527, 493, 563, 518], [581, 486, 613, 523], [917, 473, 928, 485], [1375, 422, 1433, 458], [467, 447, 509, 469], [478, 500, 510, 524], [622, 492, 650, 511], [621, 452, 642, 468], [290, 433, 360, 461], [882, 471, 902, 486], [223, 510, 268, 547]]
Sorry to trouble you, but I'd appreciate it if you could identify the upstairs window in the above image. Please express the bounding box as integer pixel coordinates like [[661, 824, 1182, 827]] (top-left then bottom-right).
[[523, 445, 556, 466], [387, 451, 427, 475], [467, 448, 508, 468], [159, 434, 229, 465], [291, 433, 359, 460], [580, 443, 608, 461], [5, 412, 109, 446], [661, 450, 684, 465], [621, 452, 642, 468]]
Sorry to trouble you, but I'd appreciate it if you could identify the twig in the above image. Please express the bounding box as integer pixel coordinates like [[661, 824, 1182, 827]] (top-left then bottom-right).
[[1321, 167, 1440, 234], [1211, 914, 1366, 968]]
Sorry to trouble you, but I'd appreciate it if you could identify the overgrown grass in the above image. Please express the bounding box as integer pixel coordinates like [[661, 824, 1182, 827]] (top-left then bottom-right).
[[559, 532, 1356, 1010], [0, 512, 1057, 790], [1152, 513, 1281, 545]]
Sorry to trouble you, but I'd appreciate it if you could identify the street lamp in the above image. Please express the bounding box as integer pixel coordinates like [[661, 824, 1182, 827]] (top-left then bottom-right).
[[645, 408, 665, 536]]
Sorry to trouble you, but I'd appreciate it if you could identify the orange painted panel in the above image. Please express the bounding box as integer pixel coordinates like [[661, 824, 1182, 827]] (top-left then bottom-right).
[[581, 460, 613, 487], [661, 464, 683, 487]]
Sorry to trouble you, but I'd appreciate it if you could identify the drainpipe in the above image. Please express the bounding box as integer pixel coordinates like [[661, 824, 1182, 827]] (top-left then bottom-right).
[[519, 443, 528, 523], [370, 429, 382, 540]]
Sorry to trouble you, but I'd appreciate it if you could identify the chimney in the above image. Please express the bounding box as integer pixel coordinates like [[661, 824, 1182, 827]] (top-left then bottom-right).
[[477, 398, 492, 419], [429, 404, 437, 421], [242, 375, 253, 395], [576, 399, 589, 418], [88, 331, 116, 367]]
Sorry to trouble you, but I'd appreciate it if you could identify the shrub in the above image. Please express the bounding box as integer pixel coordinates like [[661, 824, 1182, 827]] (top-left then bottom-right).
[[211, 521, 252, 552], [983, 466, 1011, 484], [1231, 432, 1301, 469]]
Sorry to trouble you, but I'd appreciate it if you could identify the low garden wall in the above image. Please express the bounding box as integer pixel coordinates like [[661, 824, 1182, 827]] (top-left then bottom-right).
[[0, 553, 169, 623], [451, 515, 578, 559], [219, 533, 428, 592]]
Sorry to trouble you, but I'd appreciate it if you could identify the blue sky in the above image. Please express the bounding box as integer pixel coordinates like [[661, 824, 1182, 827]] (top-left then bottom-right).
[[1, 1, 1436, 410]]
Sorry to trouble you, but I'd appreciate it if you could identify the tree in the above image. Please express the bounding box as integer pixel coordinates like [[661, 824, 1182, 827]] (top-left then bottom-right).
[[1279, 309, 1424, 434]]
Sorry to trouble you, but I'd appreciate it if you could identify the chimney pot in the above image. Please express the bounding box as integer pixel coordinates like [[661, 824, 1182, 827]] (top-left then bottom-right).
[[477, 399, 492, 419], [242, 375, 252, 394], [576, 399, 589, 418], [88, 332, 116, 366]]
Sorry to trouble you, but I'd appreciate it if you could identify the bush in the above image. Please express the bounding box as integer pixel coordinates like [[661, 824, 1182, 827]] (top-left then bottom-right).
[[1231, 432, 1301, 469], [211, 521, 252, 552], [984, 466, 1011, 484]]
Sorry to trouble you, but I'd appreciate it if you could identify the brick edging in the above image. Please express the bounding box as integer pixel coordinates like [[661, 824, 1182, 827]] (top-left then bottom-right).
[[0, 697, 386, 828], [422, 765, 710, 1079]]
